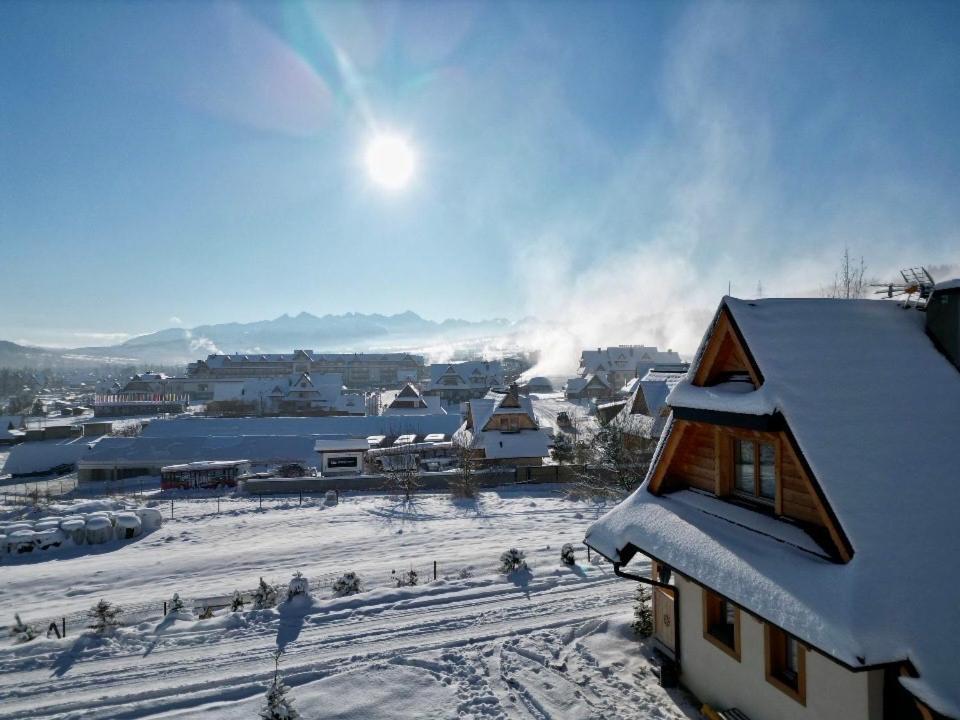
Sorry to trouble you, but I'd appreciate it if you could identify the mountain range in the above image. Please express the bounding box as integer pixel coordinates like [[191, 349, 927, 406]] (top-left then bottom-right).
[[0, 311, 527, 368]]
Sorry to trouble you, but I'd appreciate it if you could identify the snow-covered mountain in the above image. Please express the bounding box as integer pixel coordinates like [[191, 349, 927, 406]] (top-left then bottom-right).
[[2, 312, 525, 367]]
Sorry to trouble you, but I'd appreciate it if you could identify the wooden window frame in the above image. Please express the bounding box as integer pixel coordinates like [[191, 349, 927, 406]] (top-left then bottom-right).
[[717, 430, 780, 511], [702, 589, 741, 661], [764, 623, 807, 705], [732, 437, 777, 505]]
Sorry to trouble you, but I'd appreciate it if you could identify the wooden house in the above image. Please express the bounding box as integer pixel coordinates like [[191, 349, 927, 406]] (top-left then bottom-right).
[[456, 384, 550, 465], [586, 292, 960, 720]]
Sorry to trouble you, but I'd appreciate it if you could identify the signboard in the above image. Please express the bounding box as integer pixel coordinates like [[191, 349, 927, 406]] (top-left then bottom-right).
[[327, 456, 358, 468]]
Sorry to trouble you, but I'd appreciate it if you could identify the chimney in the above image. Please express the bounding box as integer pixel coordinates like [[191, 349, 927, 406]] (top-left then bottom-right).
[[926, 280, 960, 371]]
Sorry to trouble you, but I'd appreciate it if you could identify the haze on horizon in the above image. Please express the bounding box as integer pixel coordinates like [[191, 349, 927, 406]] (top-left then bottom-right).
[[2, 0, 959, 356]]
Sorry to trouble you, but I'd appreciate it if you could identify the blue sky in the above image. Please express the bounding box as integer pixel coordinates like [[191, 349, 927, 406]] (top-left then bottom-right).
[[2, 0, 959, 349]]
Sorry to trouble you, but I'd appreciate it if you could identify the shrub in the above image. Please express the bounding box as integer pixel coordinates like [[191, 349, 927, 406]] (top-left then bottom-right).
[[632, 585, 653, 638], [331, 572, 362, 597], [499, 548, 528, 573], [88, 599, 122, 635], [230, 590, 245, 612], [10, 613, 37, 643], [393, 568, 418, 587], [287, 571, 310, 601], [253, 577, 279, 610], [560, 543, 576, 566]]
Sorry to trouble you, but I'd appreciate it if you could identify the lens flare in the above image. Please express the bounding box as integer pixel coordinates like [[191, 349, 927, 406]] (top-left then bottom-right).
[[364, 133, 416, 190]]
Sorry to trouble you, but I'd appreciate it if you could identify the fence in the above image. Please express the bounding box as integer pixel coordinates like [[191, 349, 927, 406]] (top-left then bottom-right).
[[11, 545, 599, 639]]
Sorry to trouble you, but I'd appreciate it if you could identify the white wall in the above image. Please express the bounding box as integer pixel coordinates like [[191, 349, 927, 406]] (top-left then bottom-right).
[[675, 576, 884, 720]]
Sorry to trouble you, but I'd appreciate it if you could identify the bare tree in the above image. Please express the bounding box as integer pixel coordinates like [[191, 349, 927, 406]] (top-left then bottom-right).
[[382, 455, 422, 502], [575, 424, 650, 499], [823, 246, 868, 299], [450, 436, 479, 498]]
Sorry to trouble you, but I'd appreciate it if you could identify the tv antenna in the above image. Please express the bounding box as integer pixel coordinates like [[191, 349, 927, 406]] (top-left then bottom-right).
[[872, 266, 935, 308]]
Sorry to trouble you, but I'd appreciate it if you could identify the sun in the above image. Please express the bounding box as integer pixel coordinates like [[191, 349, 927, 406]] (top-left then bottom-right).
[[364, 133, 416, 190]]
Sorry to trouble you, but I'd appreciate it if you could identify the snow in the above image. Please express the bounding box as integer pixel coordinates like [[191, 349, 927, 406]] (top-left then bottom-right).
[[933, 277, 960, 291], [2, 437, 92, 476], [0, 488, 698, 719], [141, 415, 463, 439], [666, 379, 776, 415], [588, 297, 960, 716]]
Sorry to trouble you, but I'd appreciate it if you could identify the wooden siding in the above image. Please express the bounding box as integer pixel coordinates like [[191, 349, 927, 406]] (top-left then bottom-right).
[[665, 421, 716, 492]]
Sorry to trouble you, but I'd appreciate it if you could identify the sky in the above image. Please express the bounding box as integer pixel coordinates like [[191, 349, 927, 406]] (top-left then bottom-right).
[[2, 0, 959, 353]]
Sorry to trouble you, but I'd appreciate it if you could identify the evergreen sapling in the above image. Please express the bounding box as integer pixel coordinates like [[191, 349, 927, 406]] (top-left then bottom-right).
[[632, 585, 653, 638]]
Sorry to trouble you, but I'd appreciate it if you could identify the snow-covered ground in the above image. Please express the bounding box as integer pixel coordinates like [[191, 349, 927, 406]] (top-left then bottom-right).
[[0, 488, 699, 719]]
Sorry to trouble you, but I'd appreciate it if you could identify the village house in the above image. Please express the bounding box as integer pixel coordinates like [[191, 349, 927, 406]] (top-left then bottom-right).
[[382, 383, 446, 415], [424, 360, 505, 404], [610, 364, 689, 449], [565, 372, 614, 401], [585, 287, 960, 720], [456, 383, 550, 466], [578, 344, 683, 390]]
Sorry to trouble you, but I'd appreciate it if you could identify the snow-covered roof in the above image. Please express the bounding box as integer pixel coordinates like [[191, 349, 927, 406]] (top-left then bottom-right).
[[0, 415, 25, 440], [565, 377, 588, 394], [161, 460, 250, 473], [427, 361, 504, 390], [202, 351, 421, 368], [587, 297, 960, 716], [579, 345, 683, 376], [314, 437, 370, 452], [79, 435, 321, 468], [140, 415, 462, 439]]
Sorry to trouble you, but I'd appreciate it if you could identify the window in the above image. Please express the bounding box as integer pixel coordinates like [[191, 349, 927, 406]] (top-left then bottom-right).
[[733, 439, 776, 504], [703, 589, 740, 660], [765, 624, 806, 704]]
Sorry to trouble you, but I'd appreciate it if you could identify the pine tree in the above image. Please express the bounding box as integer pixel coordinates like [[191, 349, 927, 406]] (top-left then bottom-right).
[[253, 577, 278, 610], [552, 432, 575, 467], [169, 593, 185, 614], [230, 590, 245, 612], [88, 599, 122, 635], [10, 613, 37, 643], [393, 568, 418, 587], [499, 548, 528, 573], [260, 649, 300, 720], [286, 571, 310, 601], [560, 543, 576, 566], [632, 585, 653, 638], [331, 571, 362, 597]]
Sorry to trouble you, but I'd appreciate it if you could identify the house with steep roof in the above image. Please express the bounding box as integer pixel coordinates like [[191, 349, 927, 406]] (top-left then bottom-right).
[[382, 383, 447, 416], [611, 364, 689, 448], [456, 384, 550, 465], [425, 361, 505, 404], [579, 345, 684, 390], [585, 288, 960, 720], [565, 372, 613, 401]]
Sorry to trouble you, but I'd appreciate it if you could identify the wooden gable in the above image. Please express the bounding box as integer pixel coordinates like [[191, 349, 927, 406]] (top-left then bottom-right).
[[693, 307, 762, 388], [649, 419, 852, 562], [648, 305, 853, 562]]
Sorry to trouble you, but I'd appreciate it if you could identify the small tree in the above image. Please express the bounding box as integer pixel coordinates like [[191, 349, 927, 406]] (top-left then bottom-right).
[[393, 568, 418, 587], [253, 577, 278, 610], [260, 649, 300, 720], [88, 599, 122, 635], [168, 593, 185, 614], [383, 456, 422, 502], [450, 436, 478, 499], [286, 571, 310, 601], [331, 572, 362, 597], [552, 432, 575, 467], [575, 424, 649, 499], [10, 613, 37, 643], [560, 543, 576, 566], [499, 548, 528, 573], [632, 585, 653, 638], [823, 246, 869, 299], [230, 590, 245, 612]]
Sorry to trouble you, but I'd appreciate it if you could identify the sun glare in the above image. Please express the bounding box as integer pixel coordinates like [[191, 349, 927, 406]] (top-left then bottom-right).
[[364, 133, 416, 190]]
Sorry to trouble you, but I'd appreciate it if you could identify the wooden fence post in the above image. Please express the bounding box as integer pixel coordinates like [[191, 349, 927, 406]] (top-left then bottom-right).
[[170, 499, 174, 519], [433, 560, 437, 580], [62, 617, 66, 637]]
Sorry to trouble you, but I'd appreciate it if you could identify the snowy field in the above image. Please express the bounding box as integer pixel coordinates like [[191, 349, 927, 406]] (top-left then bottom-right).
[[0, 488, 698, 719]]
